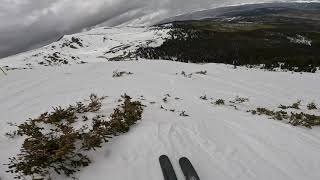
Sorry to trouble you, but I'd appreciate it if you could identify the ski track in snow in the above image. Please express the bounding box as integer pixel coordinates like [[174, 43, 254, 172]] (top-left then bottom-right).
[[1, 27, 320, 180]]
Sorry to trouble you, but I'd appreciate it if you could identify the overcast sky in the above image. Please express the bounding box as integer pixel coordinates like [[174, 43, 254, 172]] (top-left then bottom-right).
[[0, 0, 316, 58]]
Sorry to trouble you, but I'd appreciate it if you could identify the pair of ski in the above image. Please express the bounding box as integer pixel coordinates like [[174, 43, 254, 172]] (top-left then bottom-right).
[[159, 155, 200, 180]]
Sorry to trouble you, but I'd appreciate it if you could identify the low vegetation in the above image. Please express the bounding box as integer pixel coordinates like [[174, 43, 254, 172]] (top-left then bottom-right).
[[112, 70, 133, 77], [61, 37, 84, 49], [179, 71, 192, 78], [5, 94, 144, 180], [250, 107, 320, 128], [214, 99, 225, 105], [40, 52, 68, 66], [278, 100, 302, 110], [195, 70, 207, 75], [307, 102, 317, 110], [230, 96, 249, 104], [200, 95, 207, 100], [202, 96, 319, 129], [179, 111, 189, 117]]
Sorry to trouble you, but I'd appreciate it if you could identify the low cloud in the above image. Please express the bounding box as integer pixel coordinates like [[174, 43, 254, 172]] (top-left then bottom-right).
[[0, 0, 314, 58]]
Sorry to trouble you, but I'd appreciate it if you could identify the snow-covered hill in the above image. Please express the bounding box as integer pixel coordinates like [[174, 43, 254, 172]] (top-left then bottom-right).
[[0, 27, 169, 70], [1, 26, 320, 180]]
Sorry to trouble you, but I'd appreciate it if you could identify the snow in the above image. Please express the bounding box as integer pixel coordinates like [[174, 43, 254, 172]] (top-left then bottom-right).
[[287, 35, 312, 46], [1, 26, 320, 180], [0, 27, 169, 69]]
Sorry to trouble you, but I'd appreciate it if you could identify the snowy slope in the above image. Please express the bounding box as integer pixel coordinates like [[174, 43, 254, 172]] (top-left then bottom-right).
[[0, 27, 169, 70], [1, 27, 320, 180]]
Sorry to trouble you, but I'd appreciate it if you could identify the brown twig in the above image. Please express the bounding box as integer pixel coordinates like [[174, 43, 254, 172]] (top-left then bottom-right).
[[0, 67, 7, 75]]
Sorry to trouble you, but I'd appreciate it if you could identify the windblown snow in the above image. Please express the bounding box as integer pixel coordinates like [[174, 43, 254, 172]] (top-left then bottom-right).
[[1, 26, 320, 180]]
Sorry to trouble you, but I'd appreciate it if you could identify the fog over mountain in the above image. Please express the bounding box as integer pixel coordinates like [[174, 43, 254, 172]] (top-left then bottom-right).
[[0, 0, 318, 58]]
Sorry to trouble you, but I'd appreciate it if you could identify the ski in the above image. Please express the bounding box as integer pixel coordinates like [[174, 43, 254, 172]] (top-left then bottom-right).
[[179, 157, 200, 180], [159, 155, 178, 180]]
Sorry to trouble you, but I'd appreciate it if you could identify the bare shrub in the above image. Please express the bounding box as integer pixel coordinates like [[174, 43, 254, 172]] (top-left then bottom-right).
[[214, 99, 225, 105], [5, 94, 144, 180], [291, 100, 301, 109], [200, 95, 207, 100], [180, 71, 192, 78], [307, 102, 317, 110], [289, 113, 320, 128], [278, 100, 301, 110], [112, 70, 133, 77], [250, 107, 320, 128], [230, 96, 249, 104], [195, 70, 207, 75], [179, 111, 189, 117]]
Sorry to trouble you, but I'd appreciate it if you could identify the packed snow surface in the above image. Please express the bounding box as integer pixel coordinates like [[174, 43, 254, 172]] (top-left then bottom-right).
[[1, 26, 320, 180]]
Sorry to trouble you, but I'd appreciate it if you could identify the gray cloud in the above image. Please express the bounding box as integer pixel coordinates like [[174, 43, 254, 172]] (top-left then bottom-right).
[[0, 0, 316, 58]]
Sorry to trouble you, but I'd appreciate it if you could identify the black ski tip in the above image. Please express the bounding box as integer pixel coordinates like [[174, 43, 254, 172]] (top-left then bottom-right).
[[159, 154, 169, 161], [179, 157, 193, 167], [179, 157, 189, 164], [159, 155, 178, 180], [179, 157, 200, 180]]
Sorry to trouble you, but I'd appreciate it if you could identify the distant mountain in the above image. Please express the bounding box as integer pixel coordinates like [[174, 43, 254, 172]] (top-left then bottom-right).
[[158, 2, 320, 24]]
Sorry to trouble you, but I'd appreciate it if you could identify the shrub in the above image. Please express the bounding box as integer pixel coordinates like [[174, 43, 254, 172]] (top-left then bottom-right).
[[180, 71, 192, 78], [162, 97, 168, 103], [291, 100, 301, 109], [307, 102, 317, 110], [289, 112, 320, 128], [230, 96, 249, 104], [251, 107, 320, 128], [251, 110, 257, 115], [200, 95, 207, 100], [278, 100, 301, 110], [195, 70, 207, 75], [5, 94, 144, 180], [40, 52, 70, 66], [229, 104, 238, 110], [179, 111, 189, 117], [278, 104, 288, 109], [255, 107, 276, 116], [214, 99, 225, 105], [253, 108, 289, 120], [109, 94, 144, 134], [274, 111, 289, 121], [112, 70, 133, 77], [61, 37, 83, 49]]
